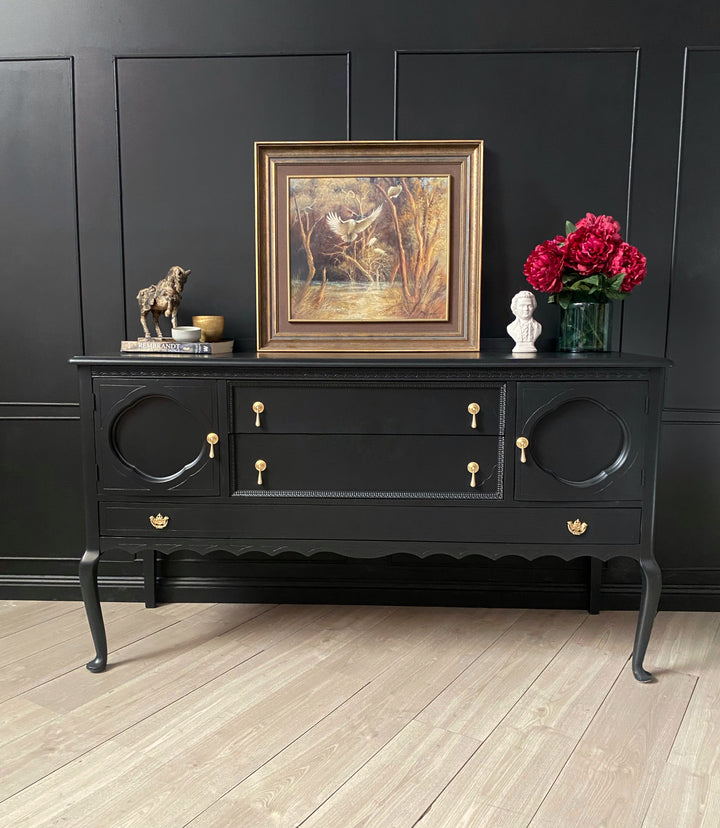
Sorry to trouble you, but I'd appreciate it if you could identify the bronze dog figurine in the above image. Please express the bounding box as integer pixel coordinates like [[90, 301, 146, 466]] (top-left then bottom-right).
[[137, 266, 191, 338]]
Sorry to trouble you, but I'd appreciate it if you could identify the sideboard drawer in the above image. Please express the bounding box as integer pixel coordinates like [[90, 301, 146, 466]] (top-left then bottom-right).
[[231, 434, 502, 495], [231, 384, 504, 435], [99, 503, 641, 545]]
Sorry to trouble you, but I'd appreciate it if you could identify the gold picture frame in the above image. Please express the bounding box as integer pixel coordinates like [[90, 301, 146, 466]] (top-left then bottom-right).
[[256, 140, 483, 352]]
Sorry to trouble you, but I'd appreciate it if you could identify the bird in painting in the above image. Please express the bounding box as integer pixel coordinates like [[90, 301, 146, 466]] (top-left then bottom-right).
[[387, 184, 402, 199], [326, 204, 383, 242]]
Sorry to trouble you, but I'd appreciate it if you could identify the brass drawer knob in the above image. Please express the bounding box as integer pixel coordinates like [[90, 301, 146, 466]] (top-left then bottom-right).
[[206, 432, 219, 458], [467, 461, 479, 488], [468, 402, 480, 429], [516, 436, 529, 463], [567, 519, 588, 536], [252, 401, 264, 428], [149, 513, 169, 529], [255, 459, 267, 485]]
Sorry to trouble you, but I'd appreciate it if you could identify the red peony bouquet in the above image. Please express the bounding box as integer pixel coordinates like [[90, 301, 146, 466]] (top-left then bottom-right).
[[523, 213, 646, 308]]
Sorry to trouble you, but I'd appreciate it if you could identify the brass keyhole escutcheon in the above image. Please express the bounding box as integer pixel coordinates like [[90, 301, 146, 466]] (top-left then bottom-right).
[[252, 401, 264, 428], [467, 461, 479, 488], [516, 436, 529, 463], [206, 432, 219, 459], [255, 459, 267, 485], [567, 519, 588, 536], [468, 402, 480, 429], [149, 513, 169, 529]]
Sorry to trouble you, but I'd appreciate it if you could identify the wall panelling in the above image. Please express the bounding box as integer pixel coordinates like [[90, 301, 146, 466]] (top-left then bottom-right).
[[396, 49, 638, 342], [116, 54, 349, 347]]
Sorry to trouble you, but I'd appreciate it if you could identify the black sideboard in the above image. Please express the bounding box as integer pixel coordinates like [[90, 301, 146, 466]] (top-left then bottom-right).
[[71, 352, 669, 681]]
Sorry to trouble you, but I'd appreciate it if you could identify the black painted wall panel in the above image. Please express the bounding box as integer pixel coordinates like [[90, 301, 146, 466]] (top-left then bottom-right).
[[665, 50, 720, 410], [0, 59, 81, 401], [0, 419, 84, 558], [117, 55, 348, 347], [396, 51, 637, 341], [72, 52, 127, 355], [618, 47, 685, 358], [655, 422, 720, 570]]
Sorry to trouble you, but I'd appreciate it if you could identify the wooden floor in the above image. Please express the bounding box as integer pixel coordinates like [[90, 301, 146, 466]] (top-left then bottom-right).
[[0, 601, 719, 827]]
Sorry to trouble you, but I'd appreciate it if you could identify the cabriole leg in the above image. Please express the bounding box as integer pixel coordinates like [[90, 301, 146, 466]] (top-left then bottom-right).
[[632, 556, 662, 682], [79, 549, 107, 672]]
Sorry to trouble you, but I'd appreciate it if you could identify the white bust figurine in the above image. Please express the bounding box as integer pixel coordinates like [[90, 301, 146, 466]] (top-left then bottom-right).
[[507, 290, 541, 353]]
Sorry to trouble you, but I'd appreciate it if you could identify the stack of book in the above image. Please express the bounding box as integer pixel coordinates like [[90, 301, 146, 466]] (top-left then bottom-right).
[[120, 338, 234, 354]]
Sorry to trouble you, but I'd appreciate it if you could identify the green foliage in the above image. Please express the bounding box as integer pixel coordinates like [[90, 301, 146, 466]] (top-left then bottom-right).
[[548, 270, 628, 307], [565, 220, 578, 236]]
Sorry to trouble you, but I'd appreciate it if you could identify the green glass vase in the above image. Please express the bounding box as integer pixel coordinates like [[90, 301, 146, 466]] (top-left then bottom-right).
[[558, 300, 613, 352]]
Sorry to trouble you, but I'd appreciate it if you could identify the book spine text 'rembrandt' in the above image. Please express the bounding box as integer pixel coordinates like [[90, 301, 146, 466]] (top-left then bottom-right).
[[120, 340, 212, 354]]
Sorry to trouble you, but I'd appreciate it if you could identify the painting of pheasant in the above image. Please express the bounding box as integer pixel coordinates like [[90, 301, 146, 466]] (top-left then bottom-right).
[[289, 175, 450, 323]]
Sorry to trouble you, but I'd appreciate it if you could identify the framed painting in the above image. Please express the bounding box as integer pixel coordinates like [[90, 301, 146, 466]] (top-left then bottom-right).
[[255, 140, 483, 352]]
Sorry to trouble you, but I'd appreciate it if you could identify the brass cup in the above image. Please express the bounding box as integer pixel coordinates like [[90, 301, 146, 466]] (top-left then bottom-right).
[[192, 315, 224, 342]]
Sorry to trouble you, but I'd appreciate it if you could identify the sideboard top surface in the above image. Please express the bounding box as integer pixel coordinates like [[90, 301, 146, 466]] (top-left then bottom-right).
[[71, 352, 670, 370]]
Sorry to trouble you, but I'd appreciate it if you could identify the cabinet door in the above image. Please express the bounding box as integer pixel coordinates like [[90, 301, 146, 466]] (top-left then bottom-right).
[[514, 381, 647, 501], [94, 379, 220, 495]]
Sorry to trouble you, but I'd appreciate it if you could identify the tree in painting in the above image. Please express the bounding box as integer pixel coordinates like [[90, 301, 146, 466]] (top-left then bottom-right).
[[289, 176, 450, 322]]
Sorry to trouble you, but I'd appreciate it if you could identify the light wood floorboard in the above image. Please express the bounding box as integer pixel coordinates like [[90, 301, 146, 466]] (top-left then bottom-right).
[[0, 601, 717, 827]]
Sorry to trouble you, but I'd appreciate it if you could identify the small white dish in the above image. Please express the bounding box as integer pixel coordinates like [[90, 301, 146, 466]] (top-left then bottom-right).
[[171, 326, 202, 343]]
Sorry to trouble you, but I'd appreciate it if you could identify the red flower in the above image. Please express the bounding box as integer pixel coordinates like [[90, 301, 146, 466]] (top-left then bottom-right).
[[523, 213, 647, 299], [564, 225, 619, 275], [609, 242, 647, 292], [575, 212, 622, 242], [523, 236, 565, 293]]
